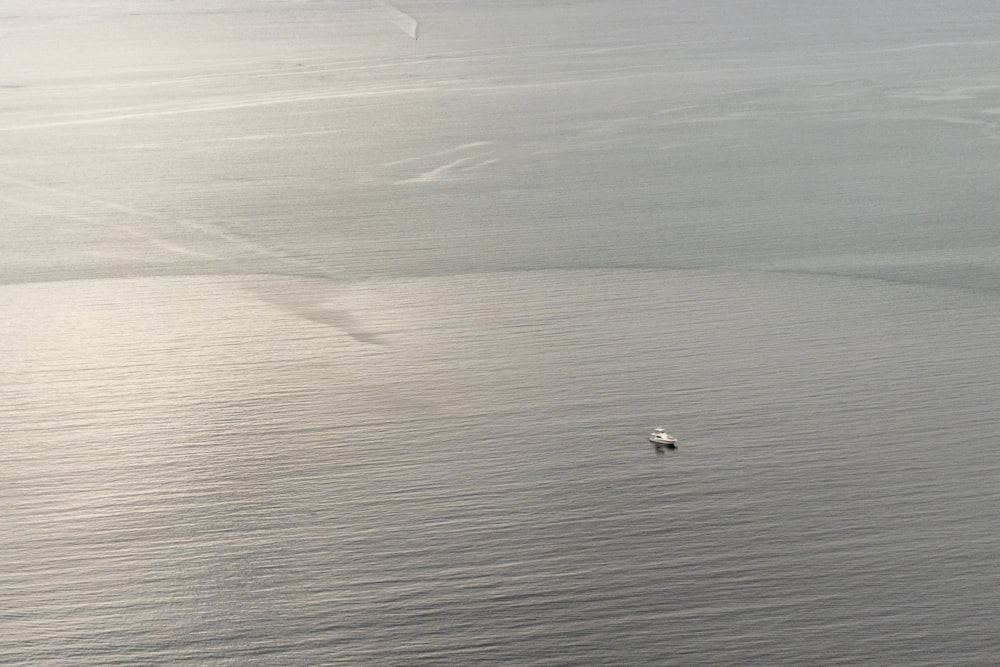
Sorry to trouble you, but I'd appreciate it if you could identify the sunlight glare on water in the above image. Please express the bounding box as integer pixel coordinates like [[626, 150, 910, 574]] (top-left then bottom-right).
[[2, 1, 1000, 664]]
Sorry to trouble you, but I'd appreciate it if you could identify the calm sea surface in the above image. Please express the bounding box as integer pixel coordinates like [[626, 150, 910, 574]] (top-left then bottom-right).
[[3, 2, 1000, 664]]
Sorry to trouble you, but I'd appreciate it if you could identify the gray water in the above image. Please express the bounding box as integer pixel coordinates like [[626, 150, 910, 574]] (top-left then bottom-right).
[[3, 1, 1000, 664]]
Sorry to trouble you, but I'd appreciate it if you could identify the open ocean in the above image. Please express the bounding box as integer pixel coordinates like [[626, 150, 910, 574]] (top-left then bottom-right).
[[3, 1, 1000, 664]]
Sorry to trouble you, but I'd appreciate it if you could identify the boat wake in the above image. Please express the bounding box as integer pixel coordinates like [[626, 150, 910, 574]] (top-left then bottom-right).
[[0, 173, 390, 344], [376, 0, 419, 40]]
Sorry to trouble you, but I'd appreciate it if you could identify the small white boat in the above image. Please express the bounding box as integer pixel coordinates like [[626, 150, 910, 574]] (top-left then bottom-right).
[[648, 427, 677, 446]]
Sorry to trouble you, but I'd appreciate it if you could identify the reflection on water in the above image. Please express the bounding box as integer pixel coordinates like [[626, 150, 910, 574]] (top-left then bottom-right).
[[4, 268, 999, 664], [3, 1, 1000, 664]]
